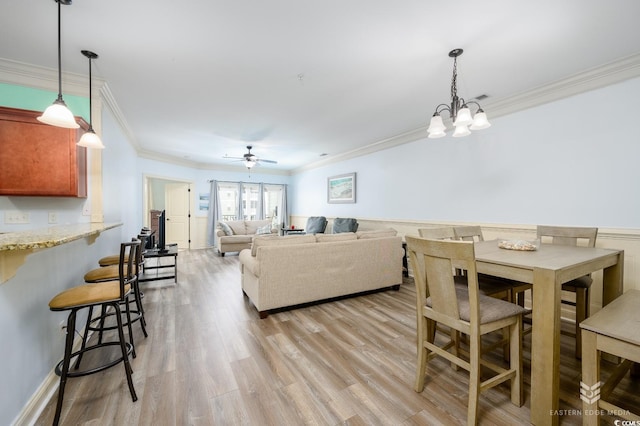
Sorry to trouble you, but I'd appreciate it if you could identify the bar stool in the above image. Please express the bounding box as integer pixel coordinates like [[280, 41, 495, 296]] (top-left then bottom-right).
[[82, 236, 147, 357], [48, 240, 140, 426], [98, 229, 152, 267]]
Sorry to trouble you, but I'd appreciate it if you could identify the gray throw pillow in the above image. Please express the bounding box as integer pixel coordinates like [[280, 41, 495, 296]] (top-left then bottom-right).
[[219, 222, 233, 236], [306, 216, 327, 234], [333, 217, 358, 233]]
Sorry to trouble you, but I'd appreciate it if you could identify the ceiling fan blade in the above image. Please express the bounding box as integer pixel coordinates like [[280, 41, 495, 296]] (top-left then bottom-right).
[[257, 159, 278, 164], [223, 155, 245, 160]]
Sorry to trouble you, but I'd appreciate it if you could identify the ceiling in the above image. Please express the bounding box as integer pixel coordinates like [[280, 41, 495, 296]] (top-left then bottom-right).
[[2, 1, 640, 173]]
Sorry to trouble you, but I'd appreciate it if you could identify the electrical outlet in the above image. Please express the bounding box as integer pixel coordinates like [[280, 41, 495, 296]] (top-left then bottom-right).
[[48, 212, 58, 224], [4, 210, 30, 224], [82, 205, 91, 216]]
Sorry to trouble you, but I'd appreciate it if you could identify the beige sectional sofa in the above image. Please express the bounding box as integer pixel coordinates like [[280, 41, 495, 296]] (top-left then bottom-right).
[[239, 229, 404, 317], [216, 219, 276, 256]]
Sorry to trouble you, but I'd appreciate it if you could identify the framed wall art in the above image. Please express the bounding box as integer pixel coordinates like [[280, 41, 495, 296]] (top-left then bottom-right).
[[327, 172, 356, 204]]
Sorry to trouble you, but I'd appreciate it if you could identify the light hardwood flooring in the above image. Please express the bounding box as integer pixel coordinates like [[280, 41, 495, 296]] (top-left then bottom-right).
[[36, 248, 639, 425]]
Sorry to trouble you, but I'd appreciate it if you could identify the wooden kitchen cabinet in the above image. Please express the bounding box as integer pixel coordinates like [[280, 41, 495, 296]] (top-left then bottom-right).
[[0, 106, 88, 197]]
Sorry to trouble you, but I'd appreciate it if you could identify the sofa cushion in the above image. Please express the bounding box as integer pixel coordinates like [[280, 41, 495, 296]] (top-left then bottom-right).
[[219, 222, 234, 236], [316, 233, 357, 243], [220, 235, 253, 244], [251, 234, 317, 256], [225, 220, 247, 235], [356, 228, 397, 239]]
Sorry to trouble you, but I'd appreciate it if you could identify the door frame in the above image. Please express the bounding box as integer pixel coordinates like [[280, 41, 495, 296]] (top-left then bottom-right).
[[142, 174, 194, 248]]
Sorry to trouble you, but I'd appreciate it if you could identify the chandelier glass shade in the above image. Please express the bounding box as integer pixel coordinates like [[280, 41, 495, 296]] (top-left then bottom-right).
[[77, 50, 105, 149], [427, 48, 490, 139], [37, 0, 79, 129]]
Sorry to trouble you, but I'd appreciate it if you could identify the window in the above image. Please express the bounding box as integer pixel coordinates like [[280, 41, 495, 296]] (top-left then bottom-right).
[[215, 182, 286, 224]]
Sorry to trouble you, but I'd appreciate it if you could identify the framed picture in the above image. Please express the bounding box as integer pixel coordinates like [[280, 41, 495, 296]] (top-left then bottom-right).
[[327, 172, 356, 204]]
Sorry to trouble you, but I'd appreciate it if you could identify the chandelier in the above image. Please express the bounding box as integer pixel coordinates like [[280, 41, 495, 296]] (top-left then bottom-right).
[[427, 48, 491, 138]]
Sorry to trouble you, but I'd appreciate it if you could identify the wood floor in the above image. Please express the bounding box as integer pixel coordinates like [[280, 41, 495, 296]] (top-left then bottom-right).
[[36, 248, 639, 425]]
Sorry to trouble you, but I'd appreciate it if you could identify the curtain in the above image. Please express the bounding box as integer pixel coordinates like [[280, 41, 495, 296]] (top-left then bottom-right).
[[206, 180, 221, 247], [281, 184, 289, 230], [236, 182, 244, 220], [256, 183, 265, 220]]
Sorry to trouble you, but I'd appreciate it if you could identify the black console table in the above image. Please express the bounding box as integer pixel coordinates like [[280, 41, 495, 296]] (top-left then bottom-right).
[[140, 244, 178, 283]]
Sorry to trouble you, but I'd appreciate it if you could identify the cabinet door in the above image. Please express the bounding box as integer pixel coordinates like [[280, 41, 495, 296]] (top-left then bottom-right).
[[0, 106, 88, 197]]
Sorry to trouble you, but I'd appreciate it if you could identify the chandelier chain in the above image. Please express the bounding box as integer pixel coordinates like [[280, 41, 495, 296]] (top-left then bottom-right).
[[450, 56, 458, 101]]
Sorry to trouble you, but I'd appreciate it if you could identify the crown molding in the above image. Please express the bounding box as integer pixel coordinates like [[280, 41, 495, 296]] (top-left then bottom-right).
[[0, 57, 105, 97], [3, 54, 640, 175], [293, 52, 640, 174]]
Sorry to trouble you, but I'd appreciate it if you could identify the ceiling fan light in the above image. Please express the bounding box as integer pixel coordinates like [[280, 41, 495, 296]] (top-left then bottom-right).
[[453, 107, 473, 127], [245, 160, 256, 169], [452, 124, 471, 138], [427, 114, 446, 133], [77, 129, 105, 149], [469, 111, 491, 130], [37, 100, 79, 129]]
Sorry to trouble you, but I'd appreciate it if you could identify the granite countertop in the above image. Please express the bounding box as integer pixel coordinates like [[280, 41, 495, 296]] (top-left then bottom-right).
[[0, 222, 122, 251]]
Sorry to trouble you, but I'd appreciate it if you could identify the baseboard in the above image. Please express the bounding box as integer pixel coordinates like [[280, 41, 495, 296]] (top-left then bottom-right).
[[12, 371, 59, 426], [12, 315, 101, 426]]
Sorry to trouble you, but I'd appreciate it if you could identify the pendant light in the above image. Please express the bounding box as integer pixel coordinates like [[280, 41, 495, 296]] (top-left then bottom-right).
[[77, 50, 105, 149], [37, 0, 79, 129]]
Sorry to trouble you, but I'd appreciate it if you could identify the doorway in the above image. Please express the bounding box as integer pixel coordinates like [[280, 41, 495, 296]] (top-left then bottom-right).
[[143, 176, 193, 249]]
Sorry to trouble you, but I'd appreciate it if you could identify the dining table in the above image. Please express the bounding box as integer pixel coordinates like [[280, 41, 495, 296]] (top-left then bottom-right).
[[473, 239, 624, 425]]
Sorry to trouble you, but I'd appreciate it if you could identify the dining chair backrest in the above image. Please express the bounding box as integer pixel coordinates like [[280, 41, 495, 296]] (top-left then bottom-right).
[[418, 227, 456, 240], [406, 236, 479, 326], [453, 225, 485, 242], [536, 225, 598, 248]]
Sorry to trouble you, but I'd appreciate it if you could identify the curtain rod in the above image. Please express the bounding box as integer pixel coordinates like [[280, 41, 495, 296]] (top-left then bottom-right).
[[207, 179, 287, 186]]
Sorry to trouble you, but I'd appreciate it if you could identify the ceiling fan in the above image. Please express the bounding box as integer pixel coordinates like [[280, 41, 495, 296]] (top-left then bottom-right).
[[224, 145, 278, 170]]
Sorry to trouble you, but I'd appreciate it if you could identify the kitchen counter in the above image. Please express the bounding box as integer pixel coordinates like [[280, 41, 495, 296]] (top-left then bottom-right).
[[0, 222, 122, 251], [0, 223, 122, 283]]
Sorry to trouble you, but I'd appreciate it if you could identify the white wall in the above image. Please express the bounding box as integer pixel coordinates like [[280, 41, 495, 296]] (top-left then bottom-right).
[[291, 77, 640, 228]]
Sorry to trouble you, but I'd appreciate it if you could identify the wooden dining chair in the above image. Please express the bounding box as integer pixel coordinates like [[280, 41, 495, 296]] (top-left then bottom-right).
[[453, 225, 534, 309], [420, 227, 519, 300], [406, 236, 525, 425], [537, 225, 598, 358]]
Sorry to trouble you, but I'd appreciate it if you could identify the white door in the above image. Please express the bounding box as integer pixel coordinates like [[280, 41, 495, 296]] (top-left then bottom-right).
[[165, 183, 191, 249]]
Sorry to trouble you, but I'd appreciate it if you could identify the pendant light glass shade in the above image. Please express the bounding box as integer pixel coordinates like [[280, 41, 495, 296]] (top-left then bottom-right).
[[245, 160, 257, 169], [77, 129, 105, 149], [453, 106, 473, 126], [38, 99, 79, 128], [469, 110, 491, 130], [38, 0, 79, 129], [452, 124, 471, 138]]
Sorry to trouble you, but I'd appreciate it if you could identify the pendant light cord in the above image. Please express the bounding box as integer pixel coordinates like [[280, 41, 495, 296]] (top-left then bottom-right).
[[56, 0, 63, 101]]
